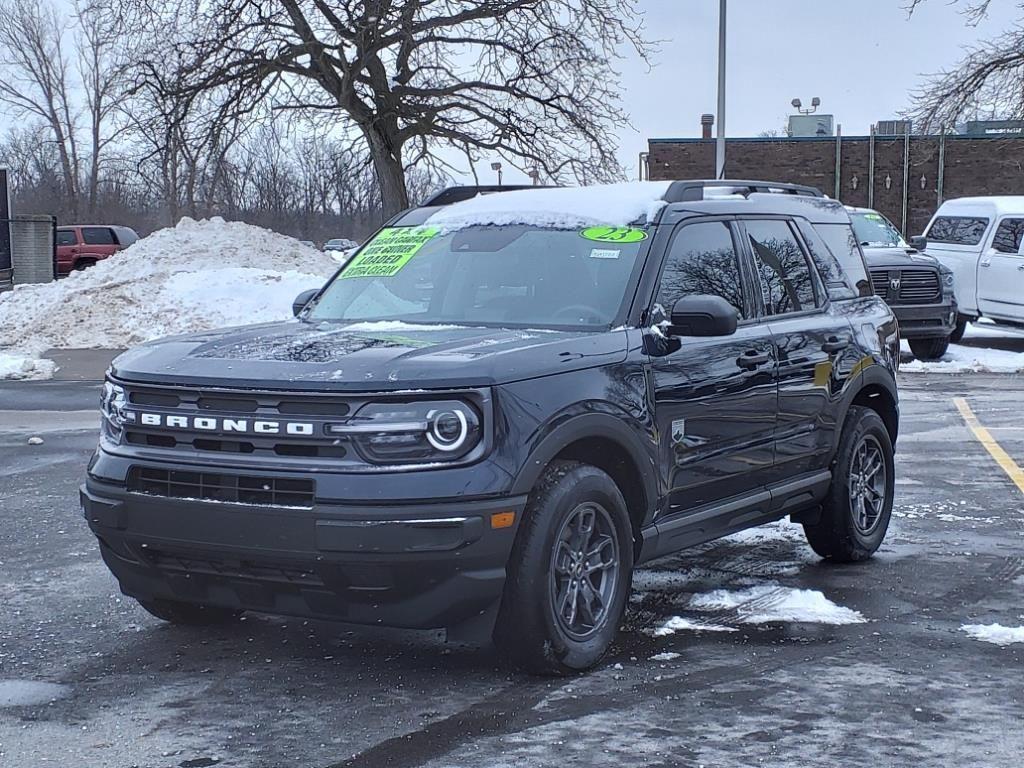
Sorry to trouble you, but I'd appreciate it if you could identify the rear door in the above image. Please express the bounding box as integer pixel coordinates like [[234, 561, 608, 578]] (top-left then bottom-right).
[[738, 217, 855, 482], [81, 227, 119, 260], [978, 216, 1024, 322], [648, 218, 778, 517]]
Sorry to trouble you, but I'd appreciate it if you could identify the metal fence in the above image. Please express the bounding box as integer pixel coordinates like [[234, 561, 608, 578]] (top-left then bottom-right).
[[0, 216, 57, 290]]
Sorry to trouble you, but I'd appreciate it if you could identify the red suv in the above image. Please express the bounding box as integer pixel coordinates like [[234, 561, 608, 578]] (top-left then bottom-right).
[[56, 225, 139, 275]]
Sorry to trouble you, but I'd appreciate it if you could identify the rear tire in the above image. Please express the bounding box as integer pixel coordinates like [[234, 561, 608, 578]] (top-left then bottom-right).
[[908, 336, 950, 361], [804, 406, 894, 563], [136, 598, 242, 625], [949, 315, 969, 344], [73, 259, 97, 272], [493, 461, 633, 675]]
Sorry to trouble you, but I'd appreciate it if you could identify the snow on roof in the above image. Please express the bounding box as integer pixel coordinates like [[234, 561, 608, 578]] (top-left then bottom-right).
[[425, 181, 673, 229], [0, 217, 336, 375]]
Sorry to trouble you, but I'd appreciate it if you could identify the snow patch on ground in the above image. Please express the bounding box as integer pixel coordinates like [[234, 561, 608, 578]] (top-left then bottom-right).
[[690, 585, 867, 626], [650, 616, 738, 636], [0, 679, 70, 707], [0, 352, 57, 380], [649, 652, 682, 662], [961, 623, 1024, 646], [900, 323, 1024, 373], [426, 181, 673, 229], [0, 217, 336, 379]]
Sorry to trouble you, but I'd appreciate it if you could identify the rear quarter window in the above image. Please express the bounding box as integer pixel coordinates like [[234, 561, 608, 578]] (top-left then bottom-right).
[[808, 222, 872, 299], [926, 216, 989, 246]]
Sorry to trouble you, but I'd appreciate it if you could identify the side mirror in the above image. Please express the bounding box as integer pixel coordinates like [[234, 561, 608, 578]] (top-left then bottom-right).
[[909, 235, 927, 251], [292, 288, 319, 317], [669, 295, 738, 337]]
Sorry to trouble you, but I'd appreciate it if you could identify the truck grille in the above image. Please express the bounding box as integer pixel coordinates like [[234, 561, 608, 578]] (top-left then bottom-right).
[[127, 467, 315, 507], [116, 383, 365, 467], [869, 267, 941, 304]]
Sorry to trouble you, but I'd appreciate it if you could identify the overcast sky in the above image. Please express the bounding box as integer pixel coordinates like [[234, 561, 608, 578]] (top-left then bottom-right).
[[600, 0, 1020, 182]]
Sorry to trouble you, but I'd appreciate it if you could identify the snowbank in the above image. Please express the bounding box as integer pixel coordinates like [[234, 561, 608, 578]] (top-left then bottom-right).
[[0, 217, 337, 378], [901, 321, 1024, 373], [426, 181, 673, 229]]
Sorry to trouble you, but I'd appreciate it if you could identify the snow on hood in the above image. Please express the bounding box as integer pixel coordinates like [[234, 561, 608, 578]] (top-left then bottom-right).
[[0, 217, 336, 376], [425, 181, 673, 229]]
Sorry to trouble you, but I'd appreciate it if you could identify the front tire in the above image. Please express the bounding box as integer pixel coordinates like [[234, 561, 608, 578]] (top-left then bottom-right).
[[136, 598, 242, 625], [804, 406, 894, 563], [908, 336, 950, 361], [949, 315, 969, 344], [493, 461, 633, 675]]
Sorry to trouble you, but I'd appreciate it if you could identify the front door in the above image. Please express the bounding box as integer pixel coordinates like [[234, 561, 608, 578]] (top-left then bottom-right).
[[649, 219, 778, 518], [978, 217, 1024, 322], [739, 218, 855, 482]]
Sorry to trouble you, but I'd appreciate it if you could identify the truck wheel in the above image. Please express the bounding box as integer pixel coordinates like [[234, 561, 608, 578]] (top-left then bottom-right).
[[136, 598, 242, 625], [949, 315, 969, 343], [908, 336, 950, 361], [73, 259, 97, 271], [493, 461, 633, 675], [804, 406, 894, 563]]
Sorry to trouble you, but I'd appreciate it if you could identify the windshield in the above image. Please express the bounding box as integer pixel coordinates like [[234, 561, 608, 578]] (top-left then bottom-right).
[[307, 224, 647, 328], [850, 211, 905, 248]]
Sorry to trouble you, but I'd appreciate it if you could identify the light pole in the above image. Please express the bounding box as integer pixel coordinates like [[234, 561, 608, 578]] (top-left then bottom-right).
[[490, 162, 503, 186], [715, 0, 727, 179]]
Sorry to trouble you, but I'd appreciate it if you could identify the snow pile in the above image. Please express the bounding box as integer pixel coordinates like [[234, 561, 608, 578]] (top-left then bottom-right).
[[901, 322, 1024, 373], [689, 585, 867, 626], [0, 352, 56, 380], [426, 181, 673, 229], [0, 217, 337, 377], [961, 623, 1024, 646], [651, 616, 737, 636]]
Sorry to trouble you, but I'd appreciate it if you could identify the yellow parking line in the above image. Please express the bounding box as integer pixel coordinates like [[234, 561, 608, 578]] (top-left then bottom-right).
[[954, 397, 1024, 496]]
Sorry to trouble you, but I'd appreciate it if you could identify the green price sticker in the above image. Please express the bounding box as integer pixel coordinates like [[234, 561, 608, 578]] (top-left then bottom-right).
[[580, 226, 648, 244], [341, 227, 439, 279], [863, 213, 883, 221]]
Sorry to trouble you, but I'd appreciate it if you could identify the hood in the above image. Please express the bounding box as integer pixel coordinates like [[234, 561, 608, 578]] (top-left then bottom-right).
[[109, 320, 628, 391], [861, 246, 942, 270]]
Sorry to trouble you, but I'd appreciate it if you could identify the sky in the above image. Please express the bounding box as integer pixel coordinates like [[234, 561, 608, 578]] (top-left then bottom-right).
[[485, 0, 1020, 184]]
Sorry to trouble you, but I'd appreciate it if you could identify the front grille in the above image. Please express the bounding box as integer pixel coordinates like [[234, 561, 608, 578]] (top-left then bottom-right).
[[127, 467, 315, 507], [118, 383, 358, 464], [869, 267, 941, 304]]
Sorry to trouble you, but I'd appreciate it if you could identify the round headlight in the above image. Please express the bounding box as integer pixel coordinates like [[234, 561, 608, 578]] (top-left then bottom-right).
[[427, 408, 469, 452]]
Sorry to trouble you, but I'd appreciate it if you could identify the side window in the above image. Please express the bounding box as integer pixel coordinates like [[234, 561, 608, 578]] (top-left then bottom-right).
[[811, 223, 872, 298], [655, 221, 748, 319], [745, 219, 819, 315], [992, 218, 1024, 254], [82, 227, 116, 245], [56, 229, 77, 246], [926, 216, 989, 246]]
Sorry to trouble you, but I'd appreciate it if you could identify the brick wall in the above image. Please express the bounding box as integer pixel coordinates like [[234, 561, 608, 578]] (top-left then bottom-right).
[[647, 135, 1024, 236]]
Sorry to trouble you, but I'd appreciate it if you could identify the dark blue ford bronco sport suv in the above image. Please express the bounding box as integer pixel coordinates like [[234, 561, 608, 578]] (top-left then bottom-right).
[[82, 180, 899, 674]]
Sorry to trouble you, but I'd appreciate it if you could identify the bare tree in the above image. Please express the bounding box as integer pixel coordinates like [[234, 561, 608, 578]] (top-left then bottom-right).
[[0, 0, 82, 216], [98, 0, 652, 216], [908, 1, 1024, 130]]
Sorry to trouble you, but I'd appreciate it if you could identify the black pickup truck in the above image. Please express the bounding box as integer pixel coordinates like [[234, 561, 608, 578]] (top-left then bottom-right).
[[847, 207, 957, 361]]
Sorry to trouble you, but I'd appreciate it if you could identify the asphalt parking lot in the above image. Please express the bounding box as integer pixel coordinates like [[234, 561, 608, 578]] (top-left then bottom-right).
[[2, 372, 1023, 768]]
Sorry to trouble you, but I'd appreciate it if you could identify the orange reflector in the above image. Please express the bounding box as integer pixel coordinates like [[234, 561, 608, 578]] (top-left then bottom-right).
[[490, 511, 516, 529]]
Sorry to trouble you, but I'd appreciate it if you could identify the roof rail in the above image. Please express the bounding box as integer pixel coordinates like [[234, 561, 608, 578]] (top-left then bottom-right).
[[420, 185, 555, 207], [663, 179, 824, 203]]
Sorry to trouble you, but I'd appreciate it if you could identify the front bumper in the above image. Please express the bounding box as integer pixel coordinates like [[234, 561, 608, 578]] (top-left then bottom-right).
[[81, 475, 526, 636], [892, 298, 958, 340]]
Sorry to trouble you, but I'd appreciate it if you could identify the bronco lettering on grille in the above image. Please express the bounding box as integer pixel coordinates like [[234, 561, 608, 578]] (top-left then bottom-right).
[[136, 413, 315, 436]]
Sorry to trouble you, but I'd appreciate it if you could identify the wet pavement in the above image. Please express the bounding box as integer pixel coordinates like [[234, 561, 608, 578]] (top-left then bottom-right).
[[1, 374, 1022, 767]]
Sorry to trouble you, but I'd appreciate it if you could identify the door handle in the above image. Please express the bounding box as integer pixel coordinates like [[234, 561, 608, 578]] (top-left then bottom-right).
[[1017, 264, 1024, 271], [980, 261, 991, 268], [821, 336, 850, 353], [736, 349, 771, 369]]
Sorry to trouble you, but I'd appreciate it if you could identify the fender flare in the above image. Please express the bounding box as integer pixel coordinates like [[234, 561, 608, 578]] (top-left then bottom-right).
[[837, 362, 900, 447], [509, 412, 660, 523]]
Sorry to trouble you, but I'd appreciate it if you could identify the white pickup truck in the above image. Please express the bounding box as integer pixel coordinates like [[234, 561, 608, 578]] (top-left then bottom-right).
[[920, 197, 1024, 341]]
